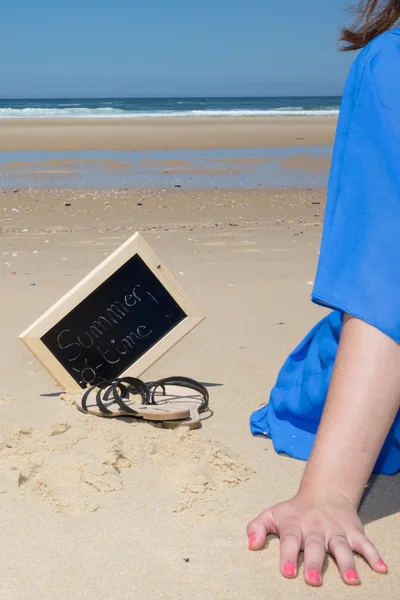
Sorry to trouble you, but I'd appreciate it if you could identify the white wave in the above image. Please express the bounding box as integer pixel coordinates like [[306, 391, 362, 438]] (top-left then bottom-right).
[[0, 107, 339, 118], [0, 107, 127, 118]]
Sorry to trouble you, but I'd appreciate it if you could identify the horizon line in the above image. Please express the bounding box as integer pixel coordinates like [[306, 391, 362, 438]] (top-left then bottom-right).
[[0, 94, 343, 101]]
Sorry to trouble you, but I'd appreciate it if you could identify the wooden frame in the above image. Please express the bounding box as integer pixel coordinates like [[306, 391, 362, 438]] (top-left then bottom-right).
[[20, 232, 205, 390]]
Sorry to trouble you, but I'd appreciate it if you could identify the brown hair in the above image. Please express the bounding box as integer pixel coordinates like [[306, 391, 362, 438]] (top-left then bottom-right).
[[340, 0, 400, 50]]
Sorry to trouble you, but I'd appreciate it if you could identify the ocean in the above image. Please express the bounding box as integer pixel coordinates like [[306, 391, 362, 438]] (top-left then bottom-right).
[[0, 97, 340, 118]]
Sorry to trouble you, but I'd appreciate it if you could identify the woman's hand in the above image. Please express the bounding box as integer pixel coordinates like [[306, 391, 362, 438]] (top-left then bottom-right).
[[247, 491, 388, 586], [247, 315, 399, 586]]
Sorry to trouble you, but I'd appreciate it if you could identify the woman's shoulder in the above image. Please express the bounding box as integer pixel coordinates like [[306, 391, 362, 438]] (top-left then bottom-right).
[[347, 26, 400, 93], [358, 26, 400, 65]]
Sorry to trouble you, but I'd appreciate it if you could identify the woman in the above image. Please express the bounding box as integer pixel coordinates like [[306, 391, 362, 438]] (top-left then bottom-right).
[[247, 0, 400, 587]]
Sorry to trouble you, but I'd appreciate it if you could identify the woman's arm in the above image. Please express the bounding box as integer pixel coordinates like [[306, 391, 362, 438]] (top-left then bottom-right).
[[302, 313, 400, 505], [247, 314, 400, 586]]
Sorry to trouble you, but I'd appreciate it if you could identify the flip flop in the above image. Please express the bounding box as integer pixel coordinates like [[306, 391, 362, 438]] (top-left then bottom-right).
[[75, 377, 191, 422], [161, 405, 202, 430], [147, 376, 209, 429]]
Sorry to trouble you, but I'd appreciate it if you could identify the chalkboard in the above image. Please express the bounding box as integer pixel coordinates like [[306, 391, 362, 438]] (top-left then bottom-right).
[[20, 233, 204, 390], [41, 255, 186, 388]]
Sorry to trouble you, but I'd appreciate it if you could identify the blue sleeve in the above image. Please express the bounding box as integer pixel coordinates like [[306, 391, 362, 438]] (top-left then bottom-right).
[[312, 34, 400, 343]]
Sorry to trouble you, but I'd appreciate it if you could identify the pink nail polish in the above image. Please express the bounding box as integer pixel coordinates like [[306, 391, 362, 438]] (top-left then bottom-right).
[[308, 570, 321, 582], [345, 569, 359, 581], [378, 560, 388, 570], [283, 563, 295, 577], [248, 535, 257, 548]]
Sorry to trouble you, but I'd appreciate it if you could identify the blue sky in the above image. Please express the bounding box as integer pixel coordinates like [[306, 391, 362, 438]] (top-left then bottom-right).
[[1, 0, 355, 98]]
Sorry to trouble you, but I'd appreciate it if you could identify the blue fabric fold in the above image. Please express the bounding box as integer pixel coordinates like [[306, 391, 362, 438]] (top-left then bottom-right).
[[250, 311, 400, 475]]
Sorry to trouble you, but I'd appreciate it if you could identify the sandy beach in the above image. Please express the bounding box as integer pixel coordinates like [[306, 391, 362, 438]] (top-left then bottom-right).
[[0, 116, 336, 151], [0, 120, 398, 599]]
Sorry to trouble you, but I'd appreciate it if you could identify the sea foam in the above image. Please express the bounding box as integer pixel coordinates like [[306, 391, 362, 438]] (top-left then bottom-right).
[[0, 107, 339, 118]]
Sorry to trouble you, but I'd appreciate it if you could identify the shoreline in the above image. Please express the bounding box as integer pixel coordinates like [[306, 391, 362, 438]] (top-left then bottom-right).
[[0, 116, 337, 151]]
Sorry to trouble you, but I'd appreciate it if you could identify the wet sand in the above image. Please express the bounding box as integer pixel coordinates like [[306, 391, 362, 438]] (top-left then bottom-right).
[[0, 116, 337, 151], [0, 146, 333, 190]]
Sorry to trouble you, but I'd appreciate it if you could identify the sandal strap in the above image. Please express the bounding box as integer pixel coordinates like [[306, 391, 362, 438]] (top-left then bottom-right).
[[81, 377, 150, 415], [147, 376, 209, 413], [80, 376, 209, 416]]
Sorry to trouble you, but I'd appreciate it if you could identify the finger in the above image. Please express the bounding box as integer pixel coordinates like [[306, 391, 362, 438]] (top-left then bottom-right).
[[279, 527, 302, 579], [349, 533, 388, 574], [247, 510, 276, 551], [328, 536, 360, 586], [303, 534, 326, 587]]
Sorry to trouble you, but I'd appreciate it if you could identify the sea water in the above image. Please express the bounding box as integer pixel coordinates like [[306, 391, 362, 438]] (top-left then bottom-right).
[[0, 97, 340, 119]]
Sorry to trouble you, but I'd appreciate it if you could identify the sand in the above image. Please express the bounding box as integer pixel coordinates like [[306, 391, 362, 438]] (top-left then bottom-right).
[[0, 183, 398, 600], [0, 116, 336, 151]]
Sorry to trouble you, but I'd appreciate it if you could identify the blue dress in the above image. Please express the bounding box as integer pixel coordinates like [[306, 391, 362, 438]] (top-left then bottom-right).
[[250, 28, 400, 475]]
